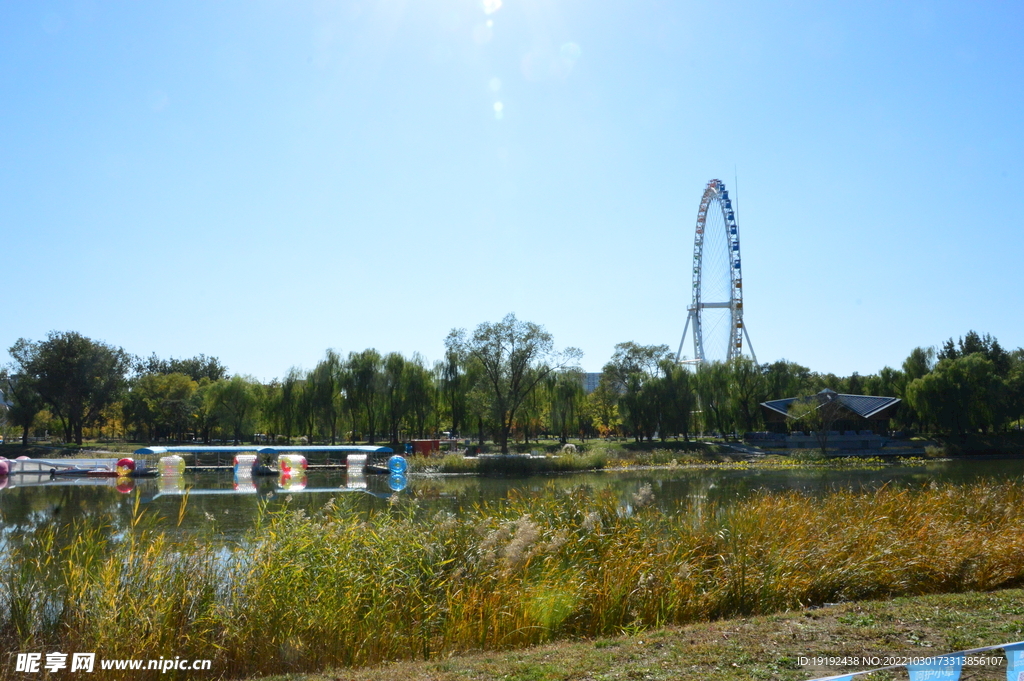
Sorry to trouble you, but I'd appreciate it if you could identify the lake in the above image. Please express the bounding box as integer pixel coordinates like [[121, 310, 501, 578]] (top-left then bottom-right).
[[3, 458, 1024, 546]]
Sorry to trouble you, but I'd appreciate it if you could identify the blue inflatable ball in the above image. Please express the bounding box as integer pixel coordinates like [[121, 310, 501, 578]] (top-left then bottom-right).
[[387, 455, 408, 474]]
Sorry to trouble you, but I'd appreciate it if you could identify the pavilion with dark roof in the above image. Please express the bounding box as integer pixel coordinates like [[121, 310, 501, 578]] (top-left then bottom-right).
[[759, 389, 901, 450]]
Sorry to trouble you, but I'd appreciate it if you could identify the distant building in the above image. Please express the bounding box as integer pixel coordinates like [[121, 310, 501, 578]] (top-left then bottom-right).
[[582, 372, 602, 394], [759, 389, 901, 450]]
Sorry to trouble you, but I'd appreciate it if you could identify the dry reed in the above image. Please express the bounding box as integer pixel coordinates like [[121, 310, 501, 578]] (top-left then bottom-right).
[[3, 480, 1024, 679]]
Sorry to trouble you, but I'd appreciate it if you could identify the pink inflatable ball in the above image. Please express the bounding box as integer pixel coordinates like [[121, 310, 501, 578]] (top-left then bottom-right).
[[16, 455, 30, 461], [0, 458, 9, 477]]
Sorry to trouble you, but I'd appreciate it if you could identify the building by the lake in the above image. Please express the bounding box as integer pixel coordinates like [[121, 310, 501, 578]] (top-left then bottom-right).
[[758, 388, 901, 450]]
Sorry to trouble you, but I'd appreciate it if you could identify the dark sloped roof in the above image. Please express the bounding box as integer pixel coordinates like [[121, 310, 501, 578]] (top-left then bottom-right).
[[760, 390, 900, 419], [838, 394, 900, 418], [761, 397, 799, 416]]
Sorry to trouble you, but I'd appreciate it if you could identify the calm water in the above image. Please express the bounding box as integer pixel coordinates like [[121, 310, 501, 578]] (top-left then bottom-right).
[[3, 459, 1024, 544]]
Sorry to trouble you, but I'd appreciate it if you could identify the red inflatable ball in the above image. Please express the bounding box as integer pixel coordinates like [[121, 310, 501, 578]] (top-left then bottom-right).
[[116, 478, 135, 494], [0, 458, 9, 477]]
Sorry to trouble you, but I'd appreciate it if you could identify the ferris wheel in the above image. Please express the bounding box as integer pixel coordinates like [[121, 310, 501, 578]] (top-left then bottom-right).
[[676, 179, 757, 364]]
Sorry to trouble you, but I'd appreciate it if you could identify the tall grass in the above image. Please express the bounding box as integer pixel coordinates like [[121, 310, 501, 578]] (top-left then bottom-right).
[[4, 481, 1024, 679]]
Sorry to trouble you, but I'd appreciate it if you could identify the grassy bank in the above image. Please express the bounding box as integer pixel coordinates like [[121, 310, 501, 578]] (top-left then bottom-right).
[[258, 588, 1024, 681], [408, 451, 610, 475], [406, 450, 911, 475], [406, 441, 736, 475], [4, 481, 1024, 679]]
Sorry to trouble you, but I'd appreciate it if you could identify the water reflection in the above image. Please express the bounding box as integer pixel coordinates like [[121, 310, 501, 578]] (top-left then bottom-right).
[[2, 459, 1024, 546]]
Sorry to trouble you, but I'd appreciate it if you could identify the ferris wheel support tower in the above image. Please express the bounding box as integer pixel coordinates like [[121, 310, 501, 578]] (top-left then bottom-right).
[[676, 179, 757, 365]]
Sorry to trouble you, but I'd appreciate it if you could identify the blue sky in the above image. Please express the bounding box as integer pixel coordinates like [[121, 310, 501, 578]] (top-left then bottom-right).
[[2, 1, 1022, 380]]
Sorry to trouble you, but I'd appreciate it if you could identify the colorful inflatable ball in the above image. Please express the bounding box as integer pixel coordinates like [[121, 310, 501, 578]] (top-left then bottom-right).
[[387, 455, 408, 475], [233, 454, 258, 477], [159, 455, 186, 476]]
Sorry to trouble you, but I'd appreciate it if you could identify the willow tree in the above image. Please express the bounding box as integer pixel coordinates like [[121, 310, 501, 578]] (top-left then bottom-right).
[[309, 351, 345, 444], [548, 368, 584, 445], [447, 314, 581, 454], [347, 349, 382, 444], [210, 375, 260, 444], [602, 342, 672, 443]]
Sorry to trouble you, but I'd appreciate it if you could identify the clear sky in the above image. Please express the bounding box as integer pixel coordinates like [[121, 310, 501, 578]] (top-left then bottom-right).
[[2, 1, 1022, 380]]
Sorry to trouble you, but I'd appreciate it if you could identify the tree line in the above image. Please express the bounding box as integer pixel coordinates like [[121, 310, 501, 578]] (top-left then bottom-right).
[[3, 322, 1023, 450]]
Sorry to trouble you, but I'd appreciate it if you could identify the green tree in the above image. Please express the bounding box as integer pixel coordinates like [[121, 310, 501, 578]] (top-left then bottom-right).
[[1, 371, 45, 446], [906, 354, 1002, 436], [191, 378, 220, 444], [210, 376, 260, 444], [602, 342, 671, 443], [695, 361, 733, 438], [548, 368, 584, 444], [1006, 355, 1024, 430], [939, 331, 1011, 374], [259, 380, 283, 443], [381, 352, 409, 444], [658, 360, 696, 441], [140, 353, 227, 382], [728, 357, 768, 433], [446, 314, 581, 454], [515, 377, 548, 445], [463, 356, 492, 446], [863, 366, 904, 398], [309, 351, 346, 444], [585, 374, 621, 438], [295, 375, 317, 443], [603, 342, 671, 390], [439, 342, 470, 436], [900, 347, 936, 431], [404, 355, 435, 439], [764, 360, 812, 400], [278, 368, 303, 443], [903, 347, 935, 381], [9, 332, 131, 445], [125, 372, 198, 441], [347, 349, 383, 444]]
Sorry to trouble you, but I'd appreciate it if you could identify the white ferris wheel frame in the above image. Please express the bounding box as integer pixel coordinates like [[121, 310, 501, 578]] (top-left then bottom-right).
[[676, 179, 757, 365]]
